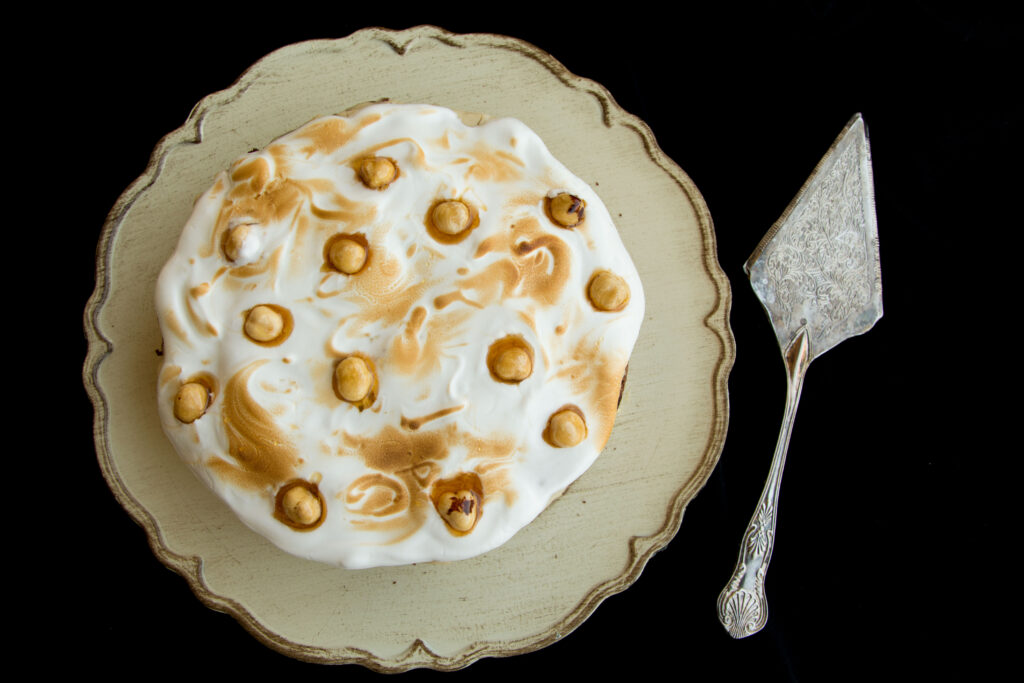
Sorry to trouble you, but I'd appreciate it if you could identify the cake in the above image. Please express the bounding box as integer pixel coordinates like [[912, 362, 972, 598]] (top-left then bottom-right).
[[155, 102, 644, 568]]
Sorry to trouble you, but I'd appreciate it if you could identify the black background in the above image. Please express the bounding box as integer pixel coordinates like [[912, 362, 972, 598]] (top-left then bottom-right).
[[42, 2, 1014, 679]]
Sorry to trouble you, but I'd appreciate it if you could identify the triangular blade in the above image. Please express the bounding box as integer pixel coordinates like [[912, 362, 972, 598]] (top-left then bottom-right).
[[745, 114, 882, 361]]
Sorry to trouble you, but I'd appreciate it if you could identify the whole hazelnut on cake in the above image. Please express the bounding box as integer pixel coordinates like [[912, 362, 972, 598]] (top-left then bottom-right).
[[494, 347, 531, 382], [223, 223, 258, 262], [282, 485, 322, 526], [588, 271, 630, 311], [335, 356, 375, 403], [173, 382, 209, 423], [549, 192, 586, 227], [432, 200, 472, 235], [487, 336, 535, 383], [437, 490, 481, 532], [358, 157, 398, 190], [328, 237, 368, 274], [547, 409, 587, 448], [244, 305, 285, 342]]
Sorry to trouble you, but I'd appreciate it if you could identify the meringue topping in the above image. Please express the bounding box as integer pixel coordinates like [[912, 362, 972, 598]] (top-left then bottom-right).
[[156, 103, 645, 568]]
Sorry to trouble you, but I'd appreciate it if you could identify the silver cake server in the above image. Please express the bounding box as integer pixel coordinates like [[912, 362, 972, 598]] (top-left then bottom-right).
[[716, 114, 882, 638]]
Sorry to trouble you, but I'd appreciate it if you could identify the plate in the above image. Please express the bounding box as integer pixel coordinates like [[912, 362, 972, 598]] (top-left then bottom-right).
[[83, 26, 733, 670]]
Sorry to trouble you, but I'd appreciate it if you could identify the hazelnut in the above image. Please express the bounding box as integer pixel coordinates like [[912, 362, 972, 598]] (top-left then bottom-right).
[[244, 305, 285, 342], [588, 271, 630, 311], [282, 485, 322, 526], [487, 336, 535, 384], [548, 409, 587, 448], [328, 238, 367, 274], [223, 223, 255, 262], [335, 356, 374, 402], [549, 192, 586, 227], [493, 347, 532, 382], [432, 200, 472, 235], [358, 157, 398, 189], [437, 490, 480, 532], [173, 382, 209, 423]]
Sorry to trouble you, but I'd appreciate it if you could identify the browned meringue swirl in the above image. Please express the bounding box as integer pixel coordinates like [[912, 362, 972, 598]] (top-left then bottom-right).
[[207, 360, 298, 490], [345, 474, 410, 517], [456, 216, 571, 307], [338, 423, 518, 544]]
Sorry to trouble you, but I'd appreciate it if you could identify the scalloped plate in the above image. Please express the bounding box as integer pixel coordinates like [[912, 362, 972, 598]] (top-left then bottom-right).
[[83, 26, 733, 670]]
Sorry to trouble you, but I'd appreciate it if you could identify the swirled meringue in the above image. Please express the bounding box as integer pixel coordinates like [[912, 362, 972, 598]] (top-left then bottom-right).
[[156, 103, 644, 568]]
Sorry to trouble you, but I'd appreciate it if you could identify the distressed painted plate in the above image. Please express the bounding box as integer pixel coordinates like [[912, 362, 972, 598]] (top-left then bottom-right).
[[83, 26, 733, 670]]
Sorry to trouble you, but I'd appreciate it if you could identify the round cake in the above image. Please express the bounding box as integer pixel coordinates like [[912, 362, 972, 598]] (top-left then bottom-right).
[[155, 102, 644, 568]]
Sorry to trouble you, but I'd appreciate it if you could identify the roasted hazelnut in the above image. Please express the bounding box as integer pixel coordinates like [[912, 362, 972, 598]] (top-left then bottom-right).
[[335, 356, 374, 402], [282, 485, 322, 526], [432, 200, 472, 235], [487, 336, 535, 384], [223, 223, 256, 262], [493, 347, 532, 382], [244, 305, 285, 342], [549, 192, 586, 227], [173, 382, 209, 423], [437, 490, 480, 532], [328, 238, 367, 274], [588, 271, 630, 311], [548, 409, 587, 448], [358, 157, 398, 189]]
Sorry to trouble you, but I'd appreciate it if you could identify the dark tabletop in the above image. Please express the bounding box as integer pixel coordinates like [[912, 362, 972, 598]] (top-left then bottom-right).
[[47, 3, 1013, 679]]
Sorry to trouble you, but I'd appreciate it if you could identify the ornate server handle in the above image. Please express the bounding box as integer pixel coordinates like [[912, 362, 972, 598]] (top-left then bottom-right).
[[717, 328, 810, 638]]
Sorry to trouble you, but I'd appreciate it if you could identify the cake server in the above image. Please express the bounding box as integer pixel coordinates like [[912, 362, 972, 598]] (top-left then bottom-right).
[[716, 114, 882, 638]]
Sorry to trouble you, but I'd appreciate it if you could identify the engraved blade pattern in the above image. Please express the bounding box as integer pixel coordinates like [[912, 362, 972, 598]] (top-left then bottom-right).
[[745, 114, 882, 360]]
